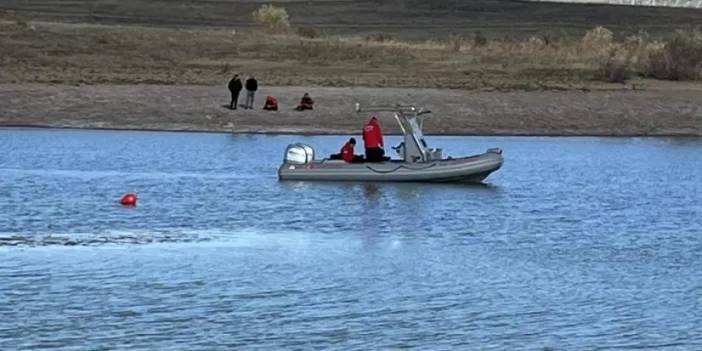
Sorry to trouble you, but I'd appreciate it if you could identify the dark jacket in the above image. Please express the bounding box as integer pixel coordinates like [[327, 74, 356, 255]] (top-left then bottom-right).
[[228, 78, 242, 92], [300, 96, 314, 106], [245, 78, 258, 92]]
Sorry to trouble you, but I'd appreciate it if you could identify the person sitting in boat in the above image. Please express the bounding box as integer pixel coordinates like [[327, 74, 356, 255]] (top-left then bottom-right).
[[330, 138, 363, 162], [341, 137, 365, 162], [263, 96, 278, 111], [363, 116, 388, 162], [295, 93, 314, 111]]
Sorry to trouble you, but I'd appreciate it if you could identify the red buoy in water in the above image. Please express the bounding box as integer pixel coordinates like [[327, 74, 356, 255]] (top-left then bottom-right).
[[120, 192, 138, 206]]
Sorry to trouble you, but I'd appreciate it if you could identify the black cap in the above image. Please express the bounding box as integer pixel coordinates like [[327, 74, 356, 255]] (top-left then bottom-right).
[[349, 137, 356, 144]]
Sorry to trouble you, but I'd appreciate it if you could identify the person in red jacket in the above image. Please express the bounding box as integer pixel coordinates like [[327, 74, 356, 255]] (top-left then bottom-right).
[[330, 138, 362, 162], [363, 116, 386, 162], [340, 138, 356, 162], [263, 96, 278, 111]]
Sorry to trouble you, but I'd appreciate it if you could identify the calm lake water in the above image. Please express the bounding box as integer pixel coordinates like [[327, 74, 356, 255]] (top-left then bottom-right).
[[1, 128, 700, 350]]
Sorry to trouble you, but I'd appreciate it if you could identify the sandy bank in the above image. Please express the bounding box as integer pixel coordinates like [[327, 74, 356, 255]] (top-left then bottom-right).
[[1, 84, 701, 136]]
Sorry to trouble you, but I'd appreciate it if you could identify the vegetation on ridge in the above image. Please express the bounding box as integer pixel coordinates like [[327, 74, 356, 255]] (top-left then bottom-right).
[[1, 5, 701, 89]]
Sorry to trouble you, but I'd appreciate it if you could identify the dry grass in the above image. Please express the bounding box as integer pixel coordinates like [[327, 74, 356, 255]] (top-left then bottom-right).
[[1, 18, 701, 90]]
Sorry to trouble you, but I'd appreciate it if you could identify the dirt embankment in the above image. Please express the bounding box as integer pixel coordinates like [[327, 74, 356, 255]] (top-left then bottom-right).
[[2, 83, 701, 136], [1, 1, 701, 136]]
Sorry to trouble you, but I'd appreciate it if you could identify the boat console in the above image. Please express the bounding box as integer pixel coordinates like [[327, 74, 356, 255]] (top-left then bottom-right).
[[356, 103, 442, 163]]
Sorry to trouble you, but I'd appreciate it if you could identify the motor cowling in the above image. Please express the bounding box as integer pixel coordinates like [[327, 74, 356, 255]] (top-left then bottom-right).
[[284, 143, 315, 164]]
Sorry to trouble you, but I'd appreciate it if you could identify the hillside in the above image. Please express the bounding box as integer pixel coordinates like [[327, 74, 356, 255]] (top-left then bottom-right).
[[2, 0, 701, 37], [2, 0, 701, 135]]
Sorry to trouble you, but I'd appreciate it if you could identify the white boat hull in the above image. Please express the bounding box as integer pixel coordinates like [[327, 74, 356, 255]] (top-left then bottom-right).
[[278, 149, 503, 183]]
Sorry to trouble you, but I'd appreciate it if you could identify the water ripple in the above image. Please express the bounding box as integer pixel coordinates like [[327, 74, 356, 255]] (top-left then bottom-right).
[[0, 130, 701, 349]]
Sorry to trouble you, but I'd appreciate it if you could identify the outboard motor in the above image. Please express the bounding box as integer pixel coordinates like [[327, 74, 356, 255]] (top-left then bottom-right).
[[284, 143, 315, 164]]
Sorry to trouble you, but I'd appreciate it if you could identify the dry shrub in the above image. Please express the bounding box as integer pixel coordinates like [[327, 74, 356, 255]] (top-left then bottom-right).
[[365, 32, 395, 43], [526, 36, 547, 50], [537, 31, 565, 47], [595, 46, 631, 83], [623, 31, 650, 69], [580, 26, 616, 66], [528, 36, 547, 47], [252, 4, 290, 33], [624, 31, 648, 49], [15, 18, 30, 28], [474, 39, 526, 65], [446, 34, 463, 52], [645, 42, 670, 79], [582, 26, 613, 45], [297, 26, 322, 39], [473, 31, 487, 47], [646, 30, 702, 80]]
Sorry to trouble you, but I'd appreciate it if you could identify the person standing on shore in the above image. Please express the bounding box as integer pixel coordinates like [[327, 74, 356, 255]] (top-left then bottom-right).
[[245, 76, 258, 109], [227, 74, 243, 110]]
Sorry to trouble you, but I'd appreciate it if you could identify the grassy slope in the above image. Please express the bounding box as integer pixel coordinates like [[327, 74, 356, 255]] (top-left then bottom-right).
[[1, 1, 701, 89]]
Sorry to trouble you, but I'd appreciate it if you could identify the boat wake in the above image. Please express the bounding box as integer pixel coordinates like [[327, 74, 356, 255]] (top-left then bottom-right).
[[0, 229, 217, 247], [0, 228, 329, 248]]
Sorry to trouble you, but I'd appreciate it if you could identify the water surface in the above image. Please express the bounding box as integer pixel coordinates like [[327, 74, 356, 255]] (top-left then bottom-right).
[[1, 129, 700, 350]]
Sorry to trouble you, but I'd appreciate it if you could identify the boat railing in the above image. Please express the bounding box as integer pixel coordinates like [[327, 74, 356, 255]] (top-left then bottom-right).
[[355, 103, 430, 116], [355, 103, 439, 162]]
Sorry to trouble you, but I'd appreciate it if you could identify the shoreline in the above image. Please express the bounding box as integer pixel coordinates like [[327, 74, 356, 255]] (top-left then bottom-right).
[[2, 83, 701, 137], [3, 124, 702, 138]]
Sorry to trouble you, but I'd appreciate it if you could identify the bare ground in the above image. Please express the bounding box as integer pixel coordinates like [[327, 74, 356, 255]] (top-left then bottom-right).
[[1, 1, 701, 135], [2, 83, 701, 136]]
